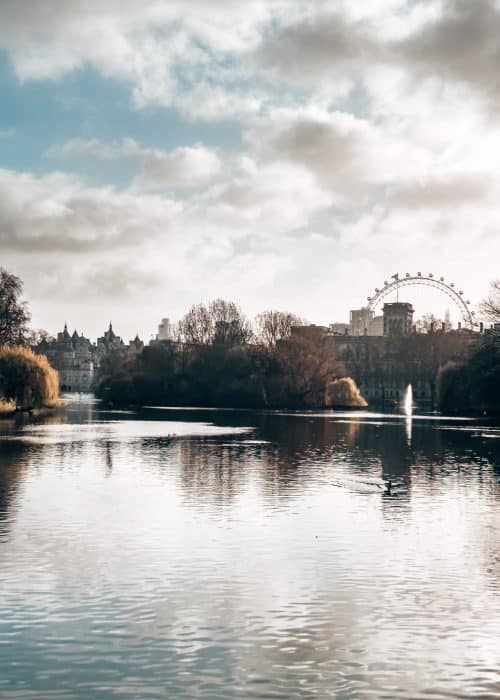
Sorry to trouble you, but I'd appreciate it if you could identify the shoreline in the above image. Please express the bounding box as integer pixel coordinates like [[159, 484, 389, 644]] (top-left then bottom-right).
[[0, 399, 68, 420]]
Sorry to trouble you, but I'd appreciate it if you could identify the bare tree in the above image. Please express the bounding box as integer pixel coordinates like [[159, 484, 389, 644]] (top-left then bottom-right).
[[414, 313, 443, 334], [0, 268, 31, 347], [274, 334, 344, 406], [178, 299, 252, 346], [255, 310, 304, 348], [480, 279, 500, 323], [177, 303, 213, 345], [209, 299, 253, 345]]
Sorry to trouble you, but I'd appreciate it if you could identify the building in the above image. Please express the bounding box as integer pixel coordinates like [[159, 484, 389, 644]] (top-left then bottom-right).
[[349, 308, 373, 336], [291, 324, 330, 343], [368, 315, 384, 336], [333, 330, 476, 409], [157, 318, 176, 341], [128, 334, 144, 356], [37, 322, 144, 393], [96, 322, 125, 360], [329, 323, 349, 335], [38, 324, 95, 392], [383, 303, 414, 336]]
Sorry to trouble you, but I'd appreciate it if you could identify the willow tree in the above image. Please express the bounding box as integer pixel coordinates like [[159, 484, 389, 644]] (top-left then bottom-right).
[[0, 346, 59, 409]]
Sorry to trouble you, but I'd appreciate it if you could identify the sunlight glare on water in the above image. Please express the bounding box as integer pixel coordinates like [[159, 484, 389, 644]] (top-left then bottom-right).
[[0, 402, 499, 699]]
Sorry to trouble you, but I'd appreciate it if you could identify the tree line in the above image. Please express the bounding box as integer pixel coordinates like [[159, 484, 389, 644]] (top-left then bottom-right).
[[1, 263, 499, 413], [438, 281, 500, 413], [97, 299, 365, 409]]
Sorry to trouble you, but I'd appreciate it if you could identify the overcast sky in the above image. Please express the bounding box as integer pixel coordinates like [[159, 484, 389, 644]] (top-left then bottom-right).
[[1, 0, 499, 340]]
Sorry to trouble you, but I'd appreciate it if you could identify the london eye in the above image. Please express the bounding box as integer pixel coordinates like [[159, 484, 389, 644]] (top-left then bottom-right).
[[366, 273, 476, 330]]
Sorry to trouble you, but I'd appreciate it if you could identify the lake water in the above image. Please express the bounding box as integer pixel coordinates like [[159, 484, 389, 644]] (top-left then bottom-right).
[[0, 398, 499, 699]]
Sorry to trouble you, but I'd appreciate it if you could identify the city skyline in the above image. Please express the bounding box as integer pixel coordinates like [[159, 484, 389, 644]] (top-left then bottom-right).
[[1, 1, 500, 338]]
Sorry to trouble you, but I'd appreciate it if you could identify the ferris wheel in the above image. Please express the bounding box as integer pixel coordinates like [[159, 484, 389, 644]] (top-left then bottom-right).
[[366, 273, 476, 330]]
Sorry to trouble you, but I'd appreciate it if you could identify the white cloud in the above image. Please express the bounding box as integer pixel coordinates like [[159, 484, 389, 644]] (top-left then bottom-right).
[[2, 1, 500, 337], [49, 138, 223, 189], [0, 0, 286, 119]]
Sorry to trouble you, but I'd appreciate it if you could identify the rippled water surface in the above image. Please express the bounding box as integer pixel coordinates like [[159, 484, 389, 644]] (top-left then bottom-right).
[[0, 399, 499, 699]]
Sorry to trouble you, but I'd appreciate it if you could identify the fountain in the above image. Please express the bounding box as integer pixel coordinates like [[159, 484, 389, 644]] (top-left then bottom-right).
[[403, 384, 413, 416], [403, 384, 413, 443]]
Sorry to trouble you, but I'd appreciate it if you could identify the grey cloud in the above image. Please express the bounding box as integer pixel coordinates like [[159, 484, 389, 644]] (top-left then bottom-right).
[[257, 1, 500, 103], [265, 118, 358, 181], [0, 169, 180, 253], [397, 0, 500, 98], [80, 262, 163, 298], [387, 176, 490, 209], [245, 111, 390, 197], [257, 11, 379, 81]]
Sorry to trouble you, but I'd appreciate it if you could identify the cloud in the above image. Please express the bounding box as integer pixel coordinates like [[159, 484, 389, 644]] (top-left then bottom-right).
[[49, 138, 223, 189], [3, 0, 500, 124], [123, 140, 223, 189], [0, 0, 283, 119], [386, 176, 490, 210], [2, 0, 500, 338], [255, 0, 500, 108], [245, 106, 431, 199], [397, 0, 500, 103], [0, 168, 182, 252], [203, 159, 333, 235]]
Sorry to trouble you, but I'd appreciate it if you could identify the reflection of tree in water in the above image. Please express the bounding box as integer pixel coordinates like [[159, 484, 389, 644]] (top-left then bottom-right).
[[90, 406, 500, 516], [104, 440, 113, 476], [0, 440, 31, 539], [176, 415, 367, 507], [178, 438, 253, 508]]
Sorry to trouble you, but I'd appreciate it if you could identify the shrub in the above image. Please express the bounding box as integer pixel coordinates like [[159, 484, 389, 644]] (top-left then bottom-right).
[[0, 346, 59, 409], [326, 377, 367, 408]]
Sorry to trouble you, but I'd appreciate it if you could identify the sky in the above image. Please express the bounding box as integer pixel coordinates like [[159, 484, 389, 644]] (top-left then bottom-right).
[[1, 0, 499, 341]]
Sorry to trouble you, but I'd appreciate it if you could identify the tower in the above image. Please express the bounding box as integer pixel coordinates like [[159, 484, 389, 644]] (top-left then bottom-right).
[[383, 302, 414, 336]]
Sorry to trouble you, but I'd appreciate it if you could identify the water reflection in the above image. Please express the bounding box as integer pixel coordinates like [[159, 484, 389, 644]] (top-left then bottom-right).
[[0, 403, 499, 698]]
